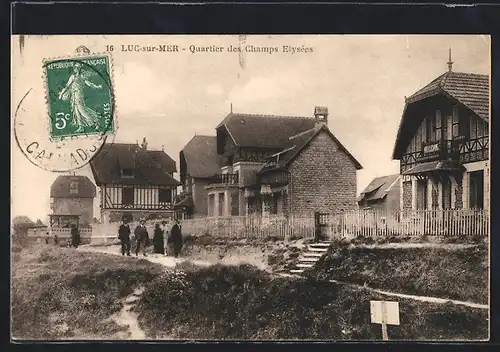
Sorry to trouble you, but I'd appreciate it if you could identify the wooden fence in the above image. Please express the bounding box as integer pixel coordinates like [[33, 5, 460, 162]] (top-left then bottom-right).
[[180, 209, 489, 240], [181, 214, 315, 240]]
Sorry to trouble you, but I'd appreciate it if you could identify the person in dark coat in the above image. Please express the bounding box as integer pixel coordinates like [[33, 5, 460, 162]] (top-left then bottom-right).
[[118, 217, 131, 256], [153, 223, 165, 255], [134, 219, 149, 257], [170, 218, 183, 258], [70, 224, 81, 248]]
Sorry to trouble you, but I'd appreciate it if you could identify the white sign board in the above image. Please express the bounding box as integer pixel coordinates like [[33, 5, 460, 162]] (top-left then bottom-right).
[[370, 301, 400, 325]]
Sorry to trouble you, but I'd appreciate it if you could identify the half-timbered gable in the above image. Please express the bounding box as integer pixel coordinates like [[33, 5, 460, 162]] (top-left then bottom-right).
[[90, 139, 180, 223], [392, 67, 489, 211]]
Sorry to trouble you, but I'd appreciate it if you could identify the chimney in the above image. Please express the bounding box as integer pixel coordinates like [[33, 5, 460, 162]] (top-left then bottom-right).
[[140, 137, 148, 150], [314, 106, 328, 126]]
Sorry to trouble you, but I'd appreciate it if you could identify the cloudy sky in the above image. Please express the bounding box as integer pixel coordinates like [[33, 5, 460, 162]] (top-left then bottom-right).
[[11, 35, 490, 223]]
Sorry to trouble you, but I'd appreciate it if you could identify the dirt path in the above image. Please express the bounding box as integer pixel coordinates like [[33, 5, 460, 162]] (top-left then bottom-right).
[[111, 287, 146, 340], [327, 279, 488, 310]]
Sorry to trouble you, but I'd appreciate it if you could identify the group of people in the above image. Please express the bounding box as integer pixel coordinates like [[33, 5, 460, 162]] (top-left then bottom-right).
[[118, 217, 183, 258]]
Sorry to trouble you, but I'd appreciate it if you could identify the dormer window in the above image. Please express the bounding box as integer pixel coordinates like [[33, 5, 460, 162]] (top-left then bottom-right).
[[121, 168, 134, 178], [69, 180, 79, 194]]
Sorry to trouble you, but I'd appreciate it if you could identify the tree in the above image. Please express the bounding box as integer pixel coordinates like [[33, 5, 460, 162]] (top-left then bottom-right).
[[12, 216, 34, 236]]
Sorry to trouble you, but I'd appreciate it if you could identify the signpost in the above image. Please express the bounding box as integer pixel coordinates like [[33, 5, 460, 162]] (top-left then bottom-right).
[[370, 300, 400, 340]]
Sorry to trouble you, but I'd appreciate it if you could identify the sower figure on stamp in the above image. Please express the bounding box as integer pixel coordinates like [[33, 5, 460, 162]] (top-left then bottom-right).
[[134, 219, 149, 257], [70, 223, 81, 249], [118, 217, 131, 256], [170, 218, 183, 258]]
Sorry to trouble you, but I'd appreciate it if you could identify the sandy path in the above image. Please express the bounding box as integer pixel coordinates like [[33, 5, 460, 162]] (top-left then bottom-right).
[[111, 287, 146, 340]]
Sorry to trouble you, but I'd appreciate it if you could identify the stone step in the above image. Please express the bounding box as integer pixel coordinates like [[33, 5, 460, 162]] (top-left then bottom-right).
[[307, 247, 329, 252], [299, 257, 320, 262], [290, 269, 304, 274], [308, 242, 332, 248], [303, 252, 324, 257], [296, 263, 315, 268]]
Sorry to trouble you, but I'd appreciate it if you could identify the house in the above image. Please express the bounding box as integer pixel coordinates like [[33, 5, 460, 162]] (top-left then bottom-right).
[[392, 55, 489, 211], [49, 175, 96, 228], [357, 174, 401, 211], [177, 135, 221, 218], [181, 106, 362, 217], [90, 138, 180, 223]]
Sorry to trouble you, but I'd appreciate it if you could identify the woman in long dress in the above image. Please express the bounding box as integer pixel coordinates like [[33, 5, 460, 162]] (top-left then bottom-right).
[[58, 62, 103, 133]]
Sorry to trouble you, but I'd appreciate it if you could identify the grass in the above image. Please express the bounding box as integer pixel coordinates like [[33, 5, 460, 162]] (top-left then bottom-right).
[[306, 240, 488, 304], [136, 264, 488, 340], [11, 244, 164, 340]]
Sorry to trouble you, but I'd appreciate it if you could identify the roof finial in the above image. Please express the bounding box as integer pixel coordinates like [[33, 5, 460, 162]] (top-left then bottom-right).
[[447, 47, 453, 72]]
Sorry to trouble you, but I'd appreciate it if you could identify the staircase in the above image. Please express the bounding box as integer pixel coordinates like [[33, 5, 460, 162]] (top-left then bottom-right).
[[289, 241, 332, 275]]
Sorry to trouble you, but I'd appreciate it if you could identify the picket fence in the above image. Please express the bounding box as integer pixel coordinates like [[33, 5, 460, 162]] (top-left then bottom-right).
[[180, 209, 489, 240]]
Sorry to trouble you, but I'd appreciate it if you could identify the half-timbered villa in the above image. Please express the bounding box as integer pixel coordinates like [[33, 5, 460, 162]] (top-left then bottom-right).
[[90, 138, 180, 223], [49, 175, 96, 228], [392, 54, 489, 212], [357, 174, 401, 211], [180, 106, 362, 218]]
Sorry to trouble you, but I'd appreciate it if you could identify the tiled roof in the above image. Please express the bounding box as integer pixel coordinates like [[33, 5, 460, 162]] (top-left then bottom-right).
[[217, 113, 316, 148], [406, 71, 489, 121], [393, 71, 489, 159], [90, 143, 180, 186], [50, 175, 96, 198], [259, 124, 362, 173], [180, 135, 221, 178], [358, 174, 400, 203]]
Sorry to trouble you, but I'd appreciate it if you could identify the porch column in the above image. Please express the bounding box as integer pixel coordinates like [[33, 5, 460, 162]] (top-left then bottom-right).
[[437, 181, 443, 210], [225, 190, 230, 217], [214, 193, 220, 217], [262, 195, 270, 217], [411, 177, 417, 210], [462, 172, 470, 210], [484, 166, 490, 210], [450, 177, 457, 209], [427, 179, 434, 209], [399, 177, 404, 211]]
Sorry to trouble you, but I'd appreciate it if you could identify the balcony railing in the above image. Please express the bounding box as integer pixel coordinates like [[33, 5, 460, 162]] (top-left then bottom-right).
[[211, 173, 239, 185]]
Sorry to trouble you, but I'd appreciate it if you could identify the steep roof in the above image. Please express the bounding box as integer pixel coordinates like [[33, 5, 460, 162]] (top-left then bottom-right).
[[358, 174, 400, 203], [393, 71, 489, 159], [180, 135, 220, 178], [90, 143, 180, 186], [259, 124, 363, 173], [50, 175, 96, 198], [217, 112, 316, 149]]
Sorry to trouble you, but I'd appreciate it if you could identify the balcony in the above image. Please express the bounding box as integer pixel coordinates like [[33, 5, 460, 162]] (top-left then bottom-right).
[[416, 139, 458, 162], [205, 173, 239, 190]]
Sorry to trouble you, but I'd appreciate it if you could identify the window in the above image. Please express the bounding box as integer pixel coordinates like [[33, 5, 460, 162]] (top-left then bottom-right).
[[69, 180, 79, 195], [426, 115, 436, 142], [435, 110, 442, 141], [122, 188, 134, 206], [469, 171, 484, 209], [158, 189, 172, 203], [470, 117, 477, 139], [477, 119, 484, 137], [452, 106, 459, 138], [121, 169, 134, 178]]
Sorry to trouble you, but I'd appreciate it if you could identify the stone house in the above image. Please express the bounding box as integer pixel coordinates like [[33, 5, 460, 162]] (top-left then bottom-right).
[[180, 106, 362, 217], [357, 174, 401, 211], [392, 59, 489, 211], [49, 175, 96, 228]]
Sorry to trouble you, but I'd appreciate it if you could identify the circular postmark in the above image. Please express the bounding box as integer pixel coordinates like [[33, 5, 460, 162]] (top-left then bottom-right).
[[14, 55, 117, 172]]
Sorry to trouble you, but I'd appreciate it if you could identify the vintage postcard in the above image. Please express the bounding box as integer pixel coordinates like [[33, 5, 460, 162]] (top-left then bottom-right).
[[11, 35, 490, 341]]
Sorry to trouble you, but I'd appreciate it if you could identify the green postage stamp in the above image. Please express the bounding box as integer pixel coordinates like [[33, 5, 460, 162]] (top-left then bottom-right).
[[43, 55, 115, 138]]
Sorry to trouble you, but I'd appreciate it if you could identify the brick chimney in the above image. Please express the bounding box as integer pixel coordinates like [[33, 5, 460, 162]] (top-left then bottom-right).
[[140, 137, 148, 150], [314, 106, 328, 126]]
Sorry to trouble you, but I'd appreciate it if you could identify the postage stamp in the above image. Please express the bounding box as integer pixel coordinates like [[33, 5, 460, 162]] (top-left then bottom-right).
[[43, 55, 114, 138], [13, 47, 116, 172]]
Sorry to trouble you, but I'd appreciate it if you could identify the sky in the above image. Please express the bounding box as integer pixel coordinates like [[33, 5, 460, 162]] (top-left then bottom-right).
[[11, 35, 490, 223]]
